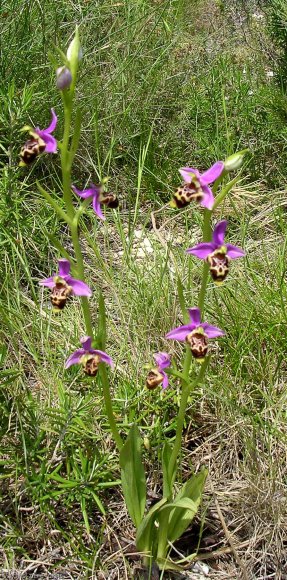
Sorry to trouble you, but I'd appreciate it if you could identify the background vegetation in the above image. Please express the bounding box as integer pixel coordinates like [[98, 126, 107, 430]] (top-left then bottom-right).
[[0, 0, 286, 577]]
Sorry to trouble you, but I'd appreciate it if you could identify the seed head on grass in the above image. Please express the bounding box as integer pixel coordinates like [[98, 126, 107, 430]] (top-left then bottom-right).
[[65, 336, 114, 377], [166, 307, 224, 361], [187, 220, 245, 284], [39, 258, 92, 311]]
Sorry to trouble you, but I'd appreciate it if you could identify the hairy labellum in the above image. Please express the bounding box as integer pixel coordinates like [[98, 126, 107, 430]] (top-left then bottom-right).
[[146, 368, 164, 390], [83, 355, 101, 377], [51, 281, 72, 310], [207, 250, 230, 283], [100, 190, 119, 209], [172, 183, 203, 208], [20, 137, 46, 165], [186, 330, 208, 360]]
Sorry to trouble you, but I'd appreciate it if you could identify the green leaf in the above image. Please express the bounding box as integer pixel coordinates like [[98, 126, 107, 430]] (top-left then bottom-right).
[[167, 468, 207, 543], [162, 441, 175, 498], [119, 424, 146, 528], [136, 497, 167, 554], [46, 233, 75, 266]]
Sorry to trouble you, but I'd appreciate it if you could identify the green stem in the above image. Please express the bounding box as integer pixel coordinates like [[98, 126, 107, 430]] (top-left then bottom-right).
[[99, 365, 123, 450], [168, 355, 208, 483], [168, 209, 213, 485], [58, 53, 121, 453], [198, 209, 212, 314], [60, 95, 94, 338]]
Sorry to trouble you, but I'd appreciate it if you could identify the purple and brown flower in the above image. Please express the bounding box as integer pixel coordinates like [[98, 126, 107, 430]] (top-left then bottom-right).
[[20, 109, 58, 166], [39, 258, 92, 311], [72, 182, 118, 221], [171, 161, 224, 210], [146, 352, 171, 390], [166, 307, 224, 361], [65, 336, 114, 377], [186, 220, 245, 284]]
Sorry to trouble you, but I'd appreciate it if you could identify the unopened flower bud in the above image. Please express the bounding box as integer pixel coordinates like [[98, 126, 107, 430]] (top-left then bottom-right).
[[67, 28, 82, 67], [56, 66, 72, 90], [224, 149, 248, 172], [143, 437, 150, 450]]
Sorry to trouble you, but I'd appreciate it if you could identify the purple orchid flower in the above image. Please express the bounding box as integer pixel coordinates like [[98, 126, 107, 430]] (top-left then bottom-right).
[[186, 220, 245, 284], [172, 161, 224, 210], [20, 109, 58, 166], [34, 108, 58, 153], [39, 258, 92, 310], [65, 336, 114, 377], [72, 183, 104, 220], [166, 307, 224, 361], [146, 352, 171, 390], [72, 183, 119, 220]]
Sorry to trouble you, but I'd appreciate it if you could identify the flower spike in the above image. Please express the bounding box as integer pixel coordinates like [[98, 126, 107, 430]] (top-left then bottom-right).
[[65, 336, 114, 377], [186, 220, 245, 284], [171, 161, 224, 210], [39, 258, 92, 311], [20, 109, 58, 166], [146, 352, 171, 390], [166, 307, 224, 361]]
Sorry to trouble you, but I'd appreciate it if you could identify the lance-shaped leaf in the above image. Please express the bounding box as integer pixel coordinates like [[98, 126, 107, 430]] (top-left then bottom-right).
[[167, 468, 207, 543], [162, 441, 175, 498], [120, 424, 146, 528], [136, 497, 167, 554]]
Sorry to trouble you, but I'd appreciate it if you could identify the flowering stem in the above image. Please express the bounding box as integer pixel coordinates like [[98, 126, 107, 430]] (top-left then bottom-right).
[[60, 94, 94, 338], [168, 209, 213, 485], [168, 356, 208, 484], [198, 209, 212, 314]]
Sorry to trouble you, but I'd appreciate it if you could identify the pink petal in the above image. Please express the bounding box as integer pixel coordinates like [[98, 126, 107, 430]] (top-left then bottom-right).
[[92, 350, 114, 369], [161, 371, 169, 389], [200, 185, 215, 210], [186, 243, 215, 259], [226, 244, 245, 259], [58, 259, 70, 277], [72, 185, 95, 199], [212, 221, 228, 246], [166, 324, 193, 341], [92, 194, 105, 220], [45, 108, 57, 133], [201, 323, 225, 338], [200, 161, 224, 185], [67, 277, 92, 297], [80, 336, 92, 350], [179, 167, 200, 183], [65, 349, 85, 368], [39, 276, 55, 288], [154, 352, 170, 369], [36, 132, 57, 153], [188, 308, 201, 325]]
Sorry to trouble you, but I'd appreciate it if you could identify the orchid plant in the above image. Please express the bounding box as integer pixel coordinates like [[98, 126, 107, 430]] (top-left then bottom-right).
[[22, 29, 247, 574]]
